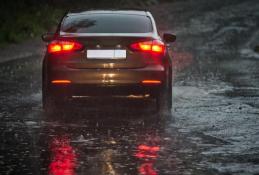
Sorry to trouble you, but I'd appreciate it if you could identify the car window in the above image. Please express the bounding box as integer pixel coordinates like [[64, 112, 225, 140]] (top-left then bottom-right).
[[61, 14, 153, 33]]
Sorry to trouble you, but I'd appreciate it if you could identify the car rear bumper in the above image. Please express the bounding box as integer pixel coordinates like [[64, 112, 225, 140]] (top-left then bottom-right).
[[49, 84, 161, 98], [47, 64, 166, 97], [49, 64, 165, 84]]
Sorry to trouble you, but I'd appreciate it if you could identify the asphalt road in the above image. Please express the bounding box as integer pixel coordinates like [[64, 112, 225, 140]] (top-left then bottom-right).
[[1, 0, 259, 174]]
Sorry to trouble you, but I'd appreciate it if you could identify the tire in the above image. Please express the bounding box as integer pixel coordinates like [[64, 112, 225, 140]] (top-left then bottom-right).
[[42, 83, 66, 120], [155, 88, 172, 123], [42, 63, 66, 119], [156, 76, 172, 114], [155, 73, 173, 122], [43, 91, 57, 117], [156, 86, 171, 114]]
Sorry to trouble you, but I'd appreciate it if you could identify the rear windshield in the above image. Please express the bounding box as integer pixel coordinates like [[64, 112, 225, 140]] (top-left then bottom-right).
[[61, 14, 153, 33]]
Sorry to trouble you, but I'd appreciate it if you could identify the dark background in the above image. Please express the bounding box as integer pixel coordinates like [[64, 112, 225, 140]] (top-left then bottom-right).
[[1, 0, 259, 174], [0, 0, 166, 45]]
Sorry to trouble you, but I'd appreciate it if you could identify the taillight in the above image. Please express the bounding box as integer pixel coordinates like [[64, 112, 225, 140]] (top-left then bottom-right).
[[130, 40, 165, 54], [48, 40, 84, 53]]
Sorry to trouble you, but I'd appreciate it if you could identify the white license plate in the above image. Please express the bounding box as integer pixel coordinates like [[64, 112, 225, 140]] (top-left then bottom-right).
[[87, 50, 126, 59]]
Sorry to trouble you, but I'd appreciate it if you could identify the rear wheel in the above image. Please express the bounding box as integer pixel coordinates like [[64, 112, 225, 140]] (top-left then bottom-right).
[[42, 84, 66, 120], [156, 86, 172, 113], [155, 89, 172, 122], [155, 75, 172, 120]]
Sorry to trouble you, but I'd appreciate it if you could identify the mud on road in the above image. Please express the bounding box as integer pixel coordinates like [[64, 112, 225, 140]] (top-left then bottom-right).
[[1, 0, 259, 174]]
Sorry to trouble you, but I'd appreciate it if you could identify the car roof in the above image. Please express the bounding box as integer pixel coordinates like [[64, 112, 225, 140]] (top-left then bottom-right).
[[67, 10, 150, 17]]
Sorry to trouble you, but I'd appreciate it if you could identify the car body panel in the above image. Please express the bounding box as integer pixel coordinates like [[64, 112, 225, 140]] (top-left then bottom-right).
[[43, 10, 172, 99]]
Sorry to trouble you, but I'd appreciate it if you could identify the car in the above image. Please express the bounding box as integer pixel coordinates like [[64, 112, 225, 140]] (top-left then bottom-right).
[[42, 9, 176, 116]]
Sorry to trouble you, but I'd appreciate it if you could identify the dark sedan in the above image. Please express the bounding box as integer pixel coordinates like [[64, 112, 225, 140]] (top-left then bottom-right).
[[42, 10, 176, 117]]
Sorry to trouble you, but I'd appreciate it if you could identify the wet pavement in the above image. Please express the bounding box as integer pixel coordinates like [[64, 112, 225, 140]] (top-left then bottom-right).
[[1, 0, 259, 174]]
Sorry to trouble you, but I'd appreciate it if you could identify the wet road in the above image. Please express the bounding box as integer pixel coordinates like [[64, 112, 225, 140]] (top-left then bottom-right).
[[1, 0, 259, 174]]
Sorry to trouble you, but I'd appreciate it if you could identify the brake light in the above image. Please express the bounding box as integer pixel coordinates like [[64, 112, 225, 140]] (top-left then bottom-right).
[[138, 41, 152, 51], [130, 40, 165, 54], [48, 40, 83, 53]]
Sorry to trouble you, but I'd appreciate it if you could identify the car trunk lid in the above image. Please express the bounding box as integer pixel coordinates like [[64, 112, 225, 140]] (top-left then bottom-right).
[[59, 35, 155, 69]]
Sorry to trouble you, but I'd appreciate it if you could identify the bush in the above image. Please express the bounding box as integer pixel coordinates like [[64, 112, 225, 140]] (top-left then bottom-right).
[[0, 0, 160, 45], [0, 4, 64, 44]]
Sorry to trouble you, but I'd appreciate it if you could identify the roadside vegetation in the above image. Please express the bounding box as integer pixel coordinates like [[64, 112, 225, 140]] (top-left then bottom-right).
[[0, 0, 161, 46]]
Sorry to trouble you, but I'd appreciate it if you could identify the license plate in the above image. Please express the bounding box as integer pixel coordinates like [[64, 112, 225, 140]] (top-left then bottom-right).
[[87, 50, 126, 59]]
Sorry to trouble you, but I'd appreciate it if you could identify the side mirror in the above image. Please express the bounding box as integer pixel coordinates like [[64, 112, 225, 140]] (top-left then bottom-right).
[[163, 33, 176, 43], [255, 45, 259, 53], [41, 33, 54, 42]]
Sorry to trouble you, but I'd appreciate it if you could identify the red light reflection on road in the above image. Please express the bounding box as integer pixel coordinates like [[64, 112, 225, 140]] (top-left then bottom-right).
[[139, 163, 157, 175], [135, 145, 160, 159], [49, 137, 77, 175], [135, 144, 160, 175]]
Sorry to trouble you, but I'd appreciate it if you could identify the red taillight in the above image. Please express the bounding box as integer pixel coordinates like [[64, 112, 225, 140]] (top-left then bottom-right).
[[130, 40, 165, 54], [134, 41, 153, 51], [48, 40, 83, 53]]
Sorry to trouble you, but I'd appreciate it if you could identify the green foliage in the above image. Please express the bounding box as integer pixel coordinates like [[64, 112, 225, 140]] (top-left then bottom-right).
[[0, 4, 64, 44], [0, 0, 159, 45]]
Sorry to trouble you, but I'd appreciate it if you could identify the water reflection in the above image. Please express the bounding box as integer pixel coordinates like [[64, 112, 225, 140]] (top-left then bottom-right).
[[49, 136, 77, 175], [39, 112, 172, 175], [99, 149, 117, 175], [135, 145, 160, 175]]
